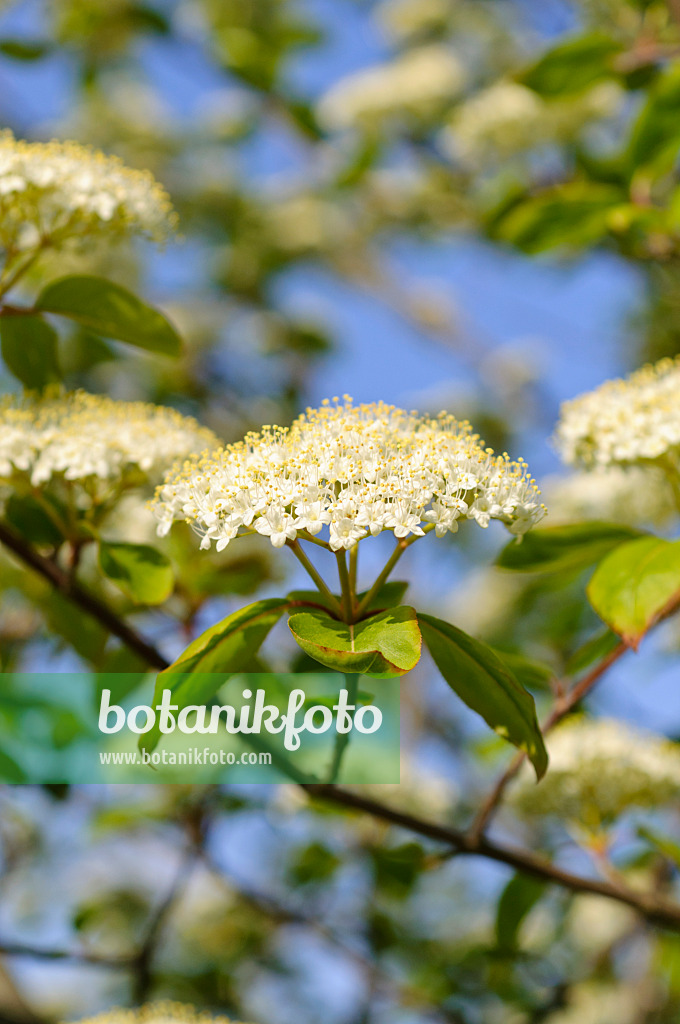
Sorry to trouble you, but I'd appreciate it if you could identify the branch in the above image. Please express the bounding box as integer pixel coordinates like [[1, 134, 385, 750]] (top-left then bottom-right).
[[0, 521, 169, 670], [470, 586, 680, 840], [6, 524, 680, 932], [132, 843, 197, 1001], [303, 783, 680, 930], [0, 942, 134, 968]]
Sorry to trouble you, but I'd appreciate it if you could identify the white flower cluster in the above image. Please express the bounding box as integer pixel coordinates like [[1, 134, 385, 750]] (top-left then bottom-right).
[[153, 398, 545, 552], [0, 130, 176, 255], [543, 466, 677, 528], [0, 391, 218, 502], [317, 46, 465, 131], [442, 80, 622, 166], [71, 1002, 247, 1024], [555, 356, 680, 472], [514, 717, 680, 823]]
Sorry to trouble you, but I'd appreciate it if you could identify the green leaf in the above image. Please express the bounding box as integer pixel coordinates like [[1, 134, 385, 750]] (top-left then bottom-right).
[[35, 276, 182, 356], [637, 825, 680, 870], [496, 873, 546, 951], [159, 598, 290, 686], [628, 64, 680, 175], [418, 613, 548, 778], [489, 183, 625, 254], [519, 33, 621, 97], [587, 537, 680, 646], [5, 494, 64, 547], [0, 746, 27, 783], [98, 541, 174, 606], [0, 314, 61, 389], [287, 580, 408, 615], [0, 39, 51, 61], [497, 522, 642, 574], [145, 598, 291, 751], [565, 628, 620, 676], [288, 607, 422, 678]]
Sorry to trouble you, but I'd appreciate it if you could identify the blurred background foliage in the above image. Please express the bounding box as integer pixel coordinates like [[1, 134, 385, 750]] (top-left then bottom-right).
[[1, 0, 680, 1021]]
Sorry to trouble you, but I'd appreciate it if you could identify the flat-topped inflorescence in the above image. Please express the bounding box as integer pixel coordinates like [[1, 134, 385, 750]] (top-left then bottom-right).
[[0, 129, 176, 256], [0, 390, 219, 503], [554, 357, 680, 473], [153, 397, 546, 552]]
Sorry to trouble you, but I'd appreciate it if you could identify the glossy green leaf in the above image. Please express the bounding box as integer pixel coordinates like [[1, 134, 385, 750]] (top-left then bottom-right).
[[519, 33, 621, 96], [497, 522, 642, 574], [5, 493, 64, 547], [36, 275, 182, 356], [145, 598, 291, 751], [159, 598, 290, 685], [98, 541, 174, 605], [587, 537, 680, 646], [0, 314, 61, 389], [288, 606, 421, 678], [418, 613, 547, 778]]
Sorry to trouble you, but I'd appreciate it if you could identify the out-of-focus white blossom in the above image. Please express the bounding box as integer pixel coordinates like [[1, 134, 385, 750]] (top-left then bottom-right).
[[554, 356, 680, 476], [543, 982, 637, 1024], [153, 397, 545, 552], [444, 81, 543, 163], [566, 896, 635, 957], [443, 80, 622, 165], [378, 0, 455, 39], [71, 1003, 248, 1024], [515, 717, 680, 823], [543, 466, 677, 528], [0, 391, 218, 503], [318, 46, 465, 131], [0, 130, 176, 257], [266, 194, 349, 253]]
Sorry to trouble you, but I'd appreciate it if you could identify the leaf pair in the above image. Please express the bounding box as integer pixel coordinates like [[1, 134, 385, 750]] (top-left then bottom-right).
[[151, 595, 548, 777]]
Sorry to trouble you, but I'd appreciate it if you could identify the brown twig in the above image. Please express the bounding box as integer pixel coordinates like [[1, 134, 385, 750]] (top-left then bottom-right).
[[4, 526, 680, 932], [302, 784, 680, 930], [0, 521, 168, 670]]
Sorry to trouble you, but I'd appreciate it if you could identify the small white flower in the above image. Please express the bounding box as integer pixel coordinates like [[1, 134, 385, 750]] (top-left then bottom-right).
[[254, 507, 298, 548]]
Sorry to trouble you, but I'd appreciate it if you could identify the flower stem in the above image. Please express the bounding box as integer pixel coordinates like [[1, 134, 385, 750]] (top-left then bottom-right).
[[335, 549, 353, 621], [286, 539, 342, 615], [0, 243, 47, 302], [298, 530, 332, 550], [349, 543, 358, 595], [326, 673, 359, 783], [355, 525, 433, 620]]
